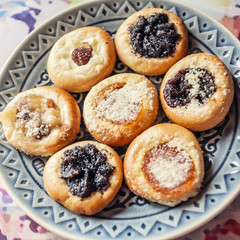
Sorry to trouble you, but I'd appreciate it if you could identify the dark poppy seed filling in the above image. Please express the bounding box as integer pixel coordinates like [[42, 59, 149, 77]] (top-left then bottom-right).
[[128, 13, 181, 58], [60, 144, 115, 199], [163, 68, 217, 107]]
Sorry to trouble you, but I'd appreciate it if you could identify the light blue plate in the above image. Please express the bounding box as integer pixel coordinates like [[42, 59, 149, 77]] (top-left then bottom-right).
[[0, 0, 240, 239]]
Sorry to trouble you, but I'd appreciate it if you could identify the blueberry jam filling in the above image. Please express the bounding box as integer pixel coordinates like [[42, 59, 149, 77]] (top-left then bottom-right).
[[128, 13, 181, 58], [163, 68, 217, 107], [60, 144, 115, 198]]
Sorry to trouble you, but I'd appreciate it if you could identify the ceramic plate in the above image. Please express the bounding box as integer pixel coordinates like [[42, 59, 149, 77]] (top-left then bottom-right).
[[0, 0, 240, 239]]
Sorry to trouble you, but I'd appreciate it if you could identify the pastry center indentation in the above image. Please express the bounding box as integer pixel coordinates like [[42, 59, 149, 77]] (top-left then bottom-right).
[[129, 12, 181, 58], [142, 144, 195, 192], [163, 67, 217, 107], [15, 96, 60, 140], [71, 41, 93, 66], [94, 83, 143, 124], [60, 144, 115, 198]]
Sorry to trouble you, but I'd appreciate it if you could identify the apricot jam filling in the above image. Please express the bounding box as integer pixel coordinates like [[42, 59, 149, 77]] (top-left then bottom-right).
[[94, 83, 142, 125], [142, 143, 196, 196]]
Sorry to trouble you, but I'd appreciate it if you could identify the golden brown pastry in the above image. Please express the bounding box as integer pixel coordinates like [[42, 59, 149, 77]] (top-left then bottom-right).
[[0, 86, 81, 156], [47, 26, 116, 92], [160, 53, 234, 131], [124, 123, 204, 207], [43, 140, 123, 215], [83, 73, 159, 146], [115, 8, 188, 76]]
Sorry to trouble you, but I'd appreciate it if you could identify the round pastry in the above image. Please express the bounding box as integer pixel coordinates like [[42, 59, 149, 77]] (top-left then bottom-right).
[[160, 53, 234, 131], [83, 73, 159, 146], [114, 8, 188, 76], [124, 123, 204, 207], [0, 86, 81, 156], [47, 26, 116, 92], [43, 140, 123, 215]]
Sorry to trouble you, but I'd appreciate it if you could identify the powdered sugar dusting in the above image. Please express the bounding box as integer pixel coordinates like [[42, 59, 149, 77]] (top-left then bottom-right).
[[145, 144, 193, 189], [185, 68, 216, 102], [95, 81, 153, 123]]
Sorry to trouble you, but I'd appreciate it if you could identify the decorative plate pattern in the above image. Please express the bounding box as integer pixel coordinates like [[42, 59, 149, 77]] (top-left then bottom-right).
[[0, 0, 240, 239]]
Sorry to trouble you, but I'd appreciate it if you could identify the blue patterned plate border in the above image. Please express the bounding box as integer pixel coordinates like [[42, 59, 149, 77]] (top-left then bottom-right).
[[0, 0, 240, 239]]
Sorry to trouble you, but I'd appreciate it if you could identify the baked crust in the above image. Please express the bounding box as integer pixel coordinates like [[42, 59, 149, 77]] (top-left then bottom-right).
[[0, 86, 81, 156], [160, 53, 234, 131], [43, 140, 123, 215], [124, 123, 204, 206], [114, 8, 188, 76], [83, 73, 159, 146], [47, 27, 116, 92]]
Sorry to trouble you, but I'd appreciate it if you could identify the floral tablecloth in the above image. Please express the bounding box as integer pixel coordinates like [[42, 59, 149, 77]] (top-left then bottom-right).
[[0, 0, 240, 239]]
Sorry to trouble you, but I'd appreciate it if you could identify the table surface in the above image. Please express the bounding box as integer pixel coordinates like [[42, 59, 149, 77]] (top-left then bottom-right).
[[0, 0, 240, 239]]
